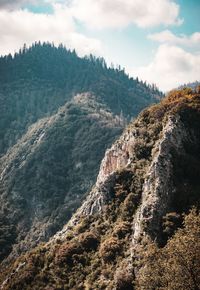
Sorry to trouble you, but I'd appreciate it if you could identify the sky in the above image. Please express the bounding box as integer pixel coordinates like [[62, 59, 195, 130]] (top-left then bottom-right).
[[0, 0, 199, 91]]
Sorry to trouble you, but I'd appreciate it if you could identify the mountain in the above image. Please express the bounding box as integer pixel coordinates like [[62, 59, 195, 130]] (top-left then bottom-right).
[[1, 87, 199, 290], [0, 93, 123, 263], [178, 81, 200, 91], [0, 42, 161, 157], [0, 43, 162, 263]]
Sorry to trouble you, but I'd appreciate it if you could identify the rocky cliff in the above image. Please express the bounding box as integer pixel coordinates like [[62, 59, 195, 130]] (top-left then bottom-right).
[[0, 88, 199, 290]]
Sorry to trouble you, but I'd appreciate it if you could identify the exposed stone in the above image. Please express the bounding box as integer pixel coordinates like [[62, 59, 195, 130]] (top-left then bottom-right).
[[54, 114, 189, 247], [132, 115, 188, 247]]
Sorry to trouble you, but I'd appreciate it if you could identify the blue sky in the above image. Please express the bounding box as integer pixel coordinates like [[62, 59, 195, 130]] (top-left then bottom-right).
[[0, 0, 199, 91]]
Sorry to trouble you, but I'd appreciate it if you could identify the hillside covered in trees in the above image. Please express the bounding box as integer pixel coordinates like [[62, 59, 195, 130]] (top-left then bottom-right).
[[0, 43, 162, 263], [0, 43, 161, 156], [0, 88, 199, 290]]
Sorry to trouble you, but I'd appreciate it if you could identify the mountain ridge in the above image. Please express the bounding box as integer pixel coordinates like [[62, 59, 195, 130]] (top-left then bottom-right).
[[0, 43, 162, 156], [1, 87, 199, 289], [0, 92, 123, 263], [0, 44, 162, 264]]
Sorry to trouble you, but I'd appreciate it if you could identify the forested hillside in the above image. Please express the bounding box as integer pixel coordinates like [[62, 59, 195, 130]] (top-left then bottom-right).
[[178, 81, 200, 91], [0, 43, 162, 262], [0, 43, 161, 156], [0, 88, 199, 290]]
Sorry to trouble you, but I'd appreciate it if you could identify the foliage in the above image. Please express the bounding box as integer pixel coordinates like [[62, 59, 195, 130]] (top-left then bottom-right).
[[115, 268, 134, 290], [100, 237, 122, 262], [0, 88, 200, 289], [136, 208, 200, 290], [0, 42, 162, 262], [113, 221, 132, 239], [0, 96, 123, 261], [162, 212, 181, 239], [0, 42, 162, 156]]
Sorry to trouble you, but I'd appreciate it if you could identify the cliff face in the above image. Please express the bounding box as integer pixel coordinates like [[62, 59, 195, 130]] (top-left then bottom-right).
[[132, 115, 187, 244], [57, 102, 190, 244], [0, 88, 200, 290]]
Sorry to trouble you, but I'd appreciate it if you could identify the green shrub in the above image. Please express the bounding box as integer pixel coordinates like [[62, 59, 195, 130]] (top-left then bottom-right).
[[100, 237, 122, 262], [115, 269, 134, 290], [55, 241, 82, 266], [113, 222, 131, 239], [78, 231, 99, 251], [136, 209, 200, 290], [162, 212, 181, 238]]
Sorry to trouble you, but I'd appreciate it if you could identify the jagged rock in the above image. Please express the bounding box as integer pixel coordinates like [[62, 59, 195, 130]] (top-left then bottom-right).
[[132, 115, 188, 245]]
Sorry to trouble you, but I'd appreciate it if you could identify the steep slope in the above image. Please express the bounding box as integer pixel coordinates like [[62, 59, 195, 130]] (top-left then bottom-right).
[[0, 43, 162, 263], [0, 93, 123, 262], [1, 88, 199, 289]]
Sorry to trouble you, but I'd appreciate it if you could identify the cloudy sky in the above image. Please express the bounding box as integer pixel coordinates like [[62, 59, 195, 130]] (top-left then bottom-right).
[[0, 0, 199, 91]]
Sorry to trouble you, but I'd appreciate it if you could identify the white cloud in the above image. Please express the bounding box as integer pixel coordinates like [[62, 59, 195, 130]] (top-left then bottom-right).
[[148, 30, 200, 48], [131, 44, 200, 91], [132, 30, 200, 91], [0, 4, 102, 56], [71, 0, 182, 29]]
